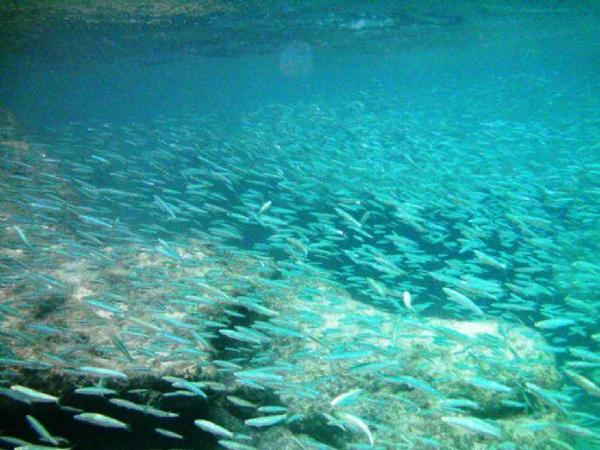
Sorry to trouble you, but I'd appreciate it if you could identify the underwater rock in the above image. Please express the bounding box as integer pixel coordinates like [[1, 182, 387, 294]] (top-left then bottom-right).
[[227, 276, 570, 449], [0, 1, 234, 26], [0, 239, 275, 396], [1, 244, 570, 448]]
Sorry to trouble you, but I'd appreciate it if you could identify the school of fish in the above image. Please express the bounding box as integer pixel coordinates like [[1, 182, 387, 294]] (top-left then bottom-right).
[[1, 76, 600, 450]]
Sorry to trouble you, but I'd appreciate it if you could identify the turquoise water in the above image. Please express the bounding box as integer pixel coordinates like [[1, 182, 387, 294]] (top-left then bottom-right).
[[1, 2, 600, 449]]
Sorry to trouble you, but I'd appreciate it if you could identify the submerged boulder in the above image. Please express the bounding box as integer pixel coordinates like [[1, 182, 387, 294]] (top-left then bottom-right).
[[0, 239, 275, 394], [0, 241, 574, 449], [208, 276, 570, 449]]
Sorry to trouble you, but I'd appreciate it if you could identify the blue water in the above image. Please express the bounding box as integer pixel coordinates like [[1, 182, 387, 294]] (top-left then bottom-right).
[[2, 16, 598, 130], [1, 3, 600, 449]]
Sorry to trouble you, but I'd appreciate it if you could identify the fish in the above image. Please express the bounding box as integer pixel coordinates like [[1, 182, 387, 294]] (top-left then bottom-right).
[[25, 415, 61, 446], [441, 416, 501, 439], [338, 412, 374, 446], [154, 427, 184, 439], [10, 386, 58, 403], [535, 318, 576, 330], [385, 375, 443, 398], [564, 370, 600, 398], [194, 419, 234, 438], [73, 413, 129, 430], [402, 290, 413, 310], [244, 414, 288, 427], [468, 377, 513, 394], [442, 287, 484, 316], [76, 366, 128, 380], [331, 388, 363, 407], [74, 386, 117, 396], [525, 383, 570, 416], [15, 225, 32, 248], [258, 200, 272, 215]]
